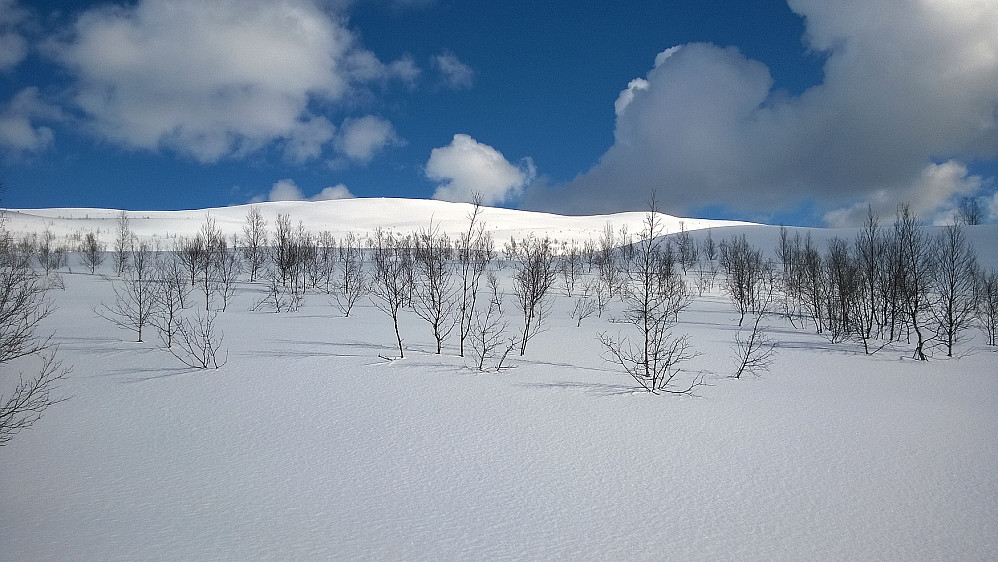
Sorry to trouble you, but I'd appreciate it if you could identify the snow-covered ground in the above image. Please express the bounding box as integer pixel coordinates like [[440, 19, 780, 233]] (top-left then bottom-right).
[[2, 200, 996, 560], [1, 198, 752, 248]]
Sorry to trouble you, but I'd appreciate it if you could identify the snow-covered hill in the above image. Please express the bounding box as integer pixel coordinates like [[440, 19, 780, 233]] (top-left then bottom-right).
[[1, 199, 996, 560], [3, 197, 753, 247]]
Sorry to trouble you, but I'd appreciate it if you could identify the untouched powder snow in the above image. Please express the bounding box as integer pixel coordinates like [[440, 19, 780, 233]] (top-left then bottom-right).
[[2, 197, 752, 247], [1, 202, 996, 560]]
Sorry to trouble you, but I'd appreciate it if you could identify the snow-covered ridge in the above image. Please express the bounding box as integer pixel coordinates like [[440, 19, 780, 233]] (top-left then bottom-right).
[[2, 197, 754, 245]]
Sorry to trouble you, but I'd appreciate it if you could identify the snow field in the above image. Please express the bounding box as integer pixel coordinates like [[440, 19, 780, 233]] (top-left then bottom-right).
[[2, 201, 997, 560], [2, 255, 996, 560]]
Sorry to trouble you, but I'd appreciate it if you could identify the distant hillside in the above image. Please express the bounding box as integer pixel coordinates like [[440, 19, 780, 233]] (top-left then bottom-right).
[[2, 198, 752, 247]]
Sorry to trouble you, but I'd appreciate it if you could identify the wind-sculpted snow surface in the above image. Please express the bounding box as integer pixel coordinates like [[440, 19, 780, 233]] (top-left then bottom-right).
[[1, 205, 997, 560]]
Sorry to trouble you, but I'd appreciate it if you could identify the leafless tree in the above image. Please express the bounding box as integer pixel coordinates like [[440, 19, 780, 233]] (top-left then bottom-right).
[[168, 310, 227, 369], [599, 197, 698, 394], [582, 239, 598, 273], [977, 269, 998, 346], [241, 205, 268, 282], [793, 234, 826, 333], [36, 229, 68, 276], [333, 232, 368, 317], [512, 234, 557, 356], [456, 197, 493, 357], [78, 231, 105, 274], [176, 235, 204, 287], [469, 270, 518, 371], [130, 239, 153, 281], [618, 224, 636, 267], [13, 233, 35, 269], [675, 222, 698, 275], [589, 275, 612, 318], [559, 240, 582, 297], [732, 286, 777, 378], [571, 281, 600, 327], [413, 223, 458, 354], [0, 226, 68, 445], [853, 207, 882, 351], [957, 196, 984, 226], [595, 222, 624, 299], [295, 224, 318, 291], [252, 266, 303, 313], [112, 210, 131, 277], [694, 231, 720, 296], [96, 242, 157, 342], [929, 223, 979, 357], [720, 234, 767, 327], [272, 213, 298, 290], [213, 245, 242, 312], [694, 254, 718, 296], [311, 231, 337, 293], [195, 215, 227, 310], [824, 237, 862, 342], [701, 229, 717, 263], [150, 254, 192, 347], [878, 218, 908, 342], [893, 204, 933, 360], [370, 229, 412, 359]]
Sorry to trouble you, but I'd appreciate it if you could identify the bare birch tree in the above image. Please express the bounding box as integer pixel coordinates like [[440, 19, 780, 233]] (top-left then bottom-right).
[[112, 210, 131, 277], [333, 232, 368, 317], [599, 196, 698, 394], [929, 223, 978, 357], [78, 231, 105, 274], [169, 310, 227, 369], [469, 271, 518, 371], [150, 254, 192, 348], [511, 234, 557, 356], [894, 204, 933, 360], [0, 226, 68, 445], [977, 269, 998, 346], [732, 285, 777, 378], [241, 205, 268, 282], [370, 229, 412, 359], [456, 196, 493, 357], [413, 223, 457, 354], [96, 242, 157, 342]]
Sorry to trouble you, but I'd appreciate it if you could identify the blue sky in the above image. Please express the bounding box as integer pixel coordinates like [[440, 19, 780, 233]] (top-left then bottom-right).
[[1, 0, 996, 226]]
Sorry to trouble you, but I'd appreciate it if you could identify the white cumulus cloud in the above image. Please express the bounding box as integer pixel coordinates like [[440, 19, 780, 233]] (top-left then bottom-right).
[[44, 0, 418, 163], [526, 0, 998, 225], [312, 183, 355, 200], [333, 115, 403, 166], [265, 178, 354, 202], [427, 134, 535, 205]]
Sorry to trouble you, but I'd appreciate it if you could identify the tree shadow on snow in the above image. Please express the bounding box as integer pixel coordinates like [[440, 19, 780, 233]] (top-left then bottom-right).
[[522, 381, 642, 397], [243, 338, 394, 359], [107, 365, 201, 384]]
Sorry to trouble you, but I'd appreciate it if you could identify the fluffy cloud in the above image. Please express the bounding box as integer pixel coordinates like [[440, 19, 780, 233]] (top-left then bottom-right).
[[312, 184, 355, 200], [0, 87, 64, 156], [526, 0, 998, 225], [427, 134, 535, 205], [0, 0, 28, 71], [265, 178, 354, 202], [333, 115, 403, 166], [431, 51, 474, 90], [45, 0, 415, 163], [822, 161, 986, 227]]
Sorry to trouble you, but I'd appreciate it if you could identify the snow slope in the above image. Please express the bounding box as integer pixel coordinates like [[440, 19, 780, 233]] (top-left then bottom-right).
[[3, 198, 752, 248], [1, 201, 996, 560]]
